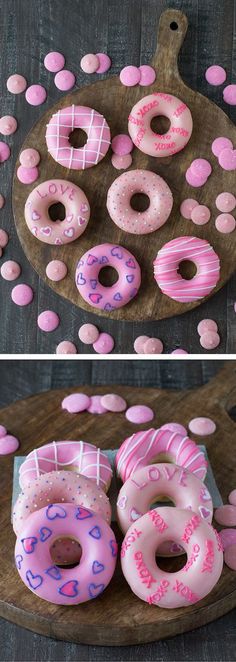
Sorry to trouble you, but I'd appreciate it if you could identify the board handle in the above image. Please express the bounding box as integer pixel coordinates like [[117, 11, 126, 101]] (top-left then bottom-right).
[[151, 9, 188, 83]]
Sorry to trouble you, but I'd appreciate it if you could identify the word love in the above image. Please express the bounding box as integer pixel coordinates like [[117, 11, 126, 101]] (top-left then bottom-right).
[[131, 465, 188, 489], [134, 551, 156, 589], [120, 527, 142, 557], [36, 182, 75, 201], [201, 539, 214, 573]]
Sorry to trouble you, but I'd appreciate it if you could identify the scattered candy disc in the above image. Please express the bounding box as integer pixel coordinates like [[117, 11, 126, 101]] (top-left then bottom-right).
[[0, 425, 7, 438], [214, 504, 236, 526], [138, 65, 156, 86], [0, 229, 9, 248], [46, 260, 68, 281], [188, 416, 216, 435], [111, 134, 133, 156], [228, 489, 236, 506], [80, 54, 99, 74], [37, 310, 60, 332], [205, 65, 226, 86], [185, 167, 206, 187], [95, 53, 112, 74], [0, 142, 11, 163], [44, 51, 65, 72], [19, 148, 40, 168], [7, 74, 27, 94], [218, 148, 236, 171], [11, 284, 33, 306], [87, 395, 107, 414], [17, 165, 39, 184], [171, 349, 188, 354], [125, 405, 154, 424], [200, 331, 220, 350], [0, 194, 5, 209], [190, 158, 212, 178], [219, 528, 236, 550], [119, 65, 140, 87], [223, 84, 236, 105], [78, 323, 99, 345], [224, 544, 236, 570], [161, 423, 187, 435], [111, 153, 132, 170], [0, 434, 20, 455], [143, 338, 163, 354], [100, 393, 127, 412], [215, 213, 236, 233], [54, 70, 75, 91], [191, 204, 211, 225], [62, 393, 91, 413], [215, 192, 236, 212], [1, 260, 21, 281], [93, 332, 114, 354], [180, 198, 199, 219], [133, 335, 150, 354], [25, 84, 47, 106], [0, 115, 17, 135], [56, 341, 77, 354], [211, 136, 233, 157], [197, 319, 218, 335]]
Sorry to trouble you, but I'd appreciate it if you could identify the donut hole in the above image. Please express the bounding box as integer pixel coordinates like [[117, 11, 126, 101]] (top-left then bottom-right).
[[48, 202, 66, 222], [156, 548, 187, 572], [178, 260, 197, 280], [99, 266, 119, 287], [169, 21, 178, 30], [150, 453, 173, 464], [130, 193, 150, 212], [149, 496, 175, 508], [150, 115, 171, 135], [50, 536, 82, 568], [69, 128, 87, 148]]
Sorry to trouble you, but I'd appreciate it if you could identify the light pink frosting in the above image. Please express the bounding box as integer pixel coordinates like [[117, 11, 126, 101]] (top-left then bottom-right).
[[154, 236, 220, 302], [46, 105, 110, 170], [19, 440, 112, 492], [13, 470, 112, 535], [116, 427, 208, 482], [121, 507, 223, 608], [128, 92, 193, 157]]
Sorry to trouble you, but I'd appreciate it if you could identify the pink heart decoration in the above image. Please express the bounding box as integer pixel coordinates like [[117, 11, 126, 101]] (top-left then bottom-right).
[[171, 542, 184, 553], [199, 505, 211, 519], [130, 507, 142, 522], [31, 210, 41, 221], [200, 487, 211, 502], [58, 580, 79, 598], [219, 148, 236, 171], [40, 226, 52, 236], [55, 237, 63, 245], [117, 495, 127, 510], [66, 214, 73, 223], [80, 203, 88, 213], [78, 216, 86, 225], [89, 292, 102, 304], [64, 227, 74, 238], [31, 226, 38, 236]]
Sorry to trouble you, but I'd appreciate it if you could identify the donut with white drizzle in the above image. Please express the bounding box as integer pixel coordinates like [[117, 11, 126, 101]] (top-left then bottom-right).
[[19, 440, 112, 492]]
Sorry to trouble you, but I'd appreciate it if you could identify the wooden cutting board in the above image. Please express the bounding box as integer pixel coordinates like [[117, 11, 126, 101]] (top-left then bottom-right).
[[0, 362, 236, 645], [12, 9, 236, 322]]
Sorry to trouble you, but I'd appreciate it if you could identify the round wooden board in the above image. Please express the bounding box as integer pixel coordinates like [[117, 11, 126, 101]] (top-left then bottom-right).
[[12, 9, 236, 322], [0, 363, 236, 646]]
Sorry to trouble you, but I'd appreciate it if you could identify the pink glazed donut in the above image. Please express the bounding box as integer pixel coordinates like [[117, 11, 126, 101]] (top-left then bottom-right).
[[13, 470, 112, 535], [46, 105, 111, 170], [106, 170, 173, 235], [121, 507, 223, 608], [15, 503, 117, 605], [116, 428, 208, 482], [117, 463, 213, 556], [128, 92, 193, 157], [19, 440, 112, 492], [24, 179, 90, 245], [75, 243, 141, 311], [154, 236, 220, 302]]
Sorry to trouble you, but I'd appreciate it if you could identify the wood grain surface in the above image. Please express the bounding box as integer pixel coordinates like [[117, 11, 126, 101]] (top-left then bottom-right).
[[0, 363, 236, 649], [0, 0, 236, 351]]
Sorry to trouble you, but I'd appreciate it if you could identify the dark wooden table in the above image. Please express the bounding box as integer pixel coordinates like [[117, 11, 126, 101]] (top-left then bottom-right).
[[0, 0, 236, 354], [0, 358, 236, 661]]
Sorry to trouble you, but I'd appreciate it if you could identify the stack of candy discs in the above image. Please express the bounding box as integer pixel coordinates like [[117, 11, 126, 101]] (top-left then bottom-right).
[[13, 440, 117, 605], [116, 424, 224, 608]]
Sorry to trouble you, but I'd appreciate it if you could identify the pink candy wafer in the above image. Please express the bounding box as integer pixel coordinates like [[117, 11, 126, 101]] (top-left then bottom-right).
[[17, 166, 39, 184], [190, 158, 212, 178], [120, 66, 140, 87], [62, 393, 91, 413], [138, 65, 156, 86], [229, 489, 236, 506], [134, 335, 149, 354], [44, 51, 65, 73], [200, 331, 220, 350], [180, 198, 199, 219], [211, 137, 233, 157], [224, 544, 236, 570], [215, 192, 236, 212], [111, 134, 133, 156], [95, 53, 111, 74], [218, 148, 236, 171], [54, 70, 75, 91], [111, 154, 132, 170], [215, 213, 236, 233], [223, 84, 236, 105], [219, 528, 236, 550], [214, 505, 236, 526], [197, 319, 218, 335], [0, 142, 11, 163], [205, 65, 226, 86], [191, 205, 211, 225], [25, 85, 47, 106], [125, 405, 154, 424], [188, 417, 216, 435]]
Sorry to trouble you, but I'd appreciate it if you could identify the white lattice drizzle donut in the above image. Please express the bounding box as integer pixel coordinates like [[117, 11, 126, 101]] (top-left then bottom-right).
[[128, 92, 193, 157], [19, 440, 112, 492], [46, 104, 111, 170], [154, 236, 220, 302]]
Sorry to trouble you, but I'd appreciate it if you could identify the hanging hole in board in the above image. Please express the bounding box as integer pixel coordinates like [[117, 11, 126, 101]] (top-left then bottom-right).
[[170, 21, 178, 31], [227, 405, 236, 423]]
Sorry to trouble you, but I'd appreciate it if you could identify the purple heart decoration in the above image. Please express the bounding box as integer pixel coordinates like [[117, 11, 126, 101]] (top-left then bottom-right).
[[171, 543, 184, 553], [31, 210, 41, 221], [126, 274, 135, 283], [89, 526, 101, 540], [21, 536, 38, 554], [92, 560, 105, 574], [126, 258, 136, 269], [26, 569, 43, 590], [75, 507, 93, 520], [46, 504, 67, 520], [111, 246, 123, 259], [77, 272, 86, 286], [88, 582, 105, 599], [199, 505, 211, 519], [109, 540, 118, 557], [39, 527, 52, 542], [113, 292, 122, 301], [104, 302, 115, 311], [78, 216, 86, 225], [77, 259, 84, 268], [15, 554, 23, 569], [89, 292, 102, 304], [99, 256, 109, 264], [87, 254, 98, 266], [90, 278, 97, 290], [58, 580, 79, 598], [45, 565, 62, 580]]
